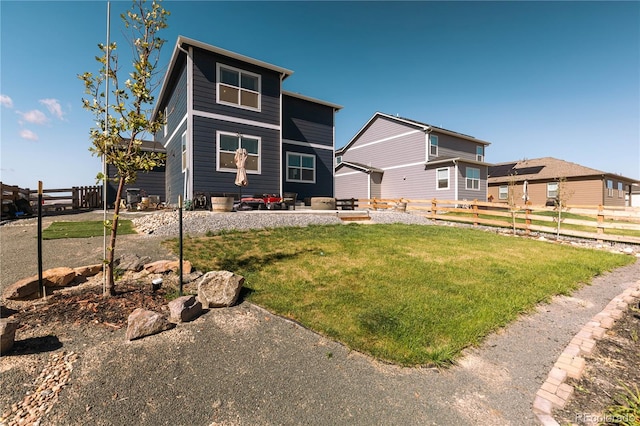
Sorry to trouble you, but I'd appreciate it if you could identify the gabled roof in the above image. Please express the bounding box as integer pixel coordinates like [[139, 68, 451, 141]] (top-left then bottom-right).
[[488, 157, 638, 184], [336, 112, 490, 155], [153, 35, 295, 120], [336, 161, 384, 174]]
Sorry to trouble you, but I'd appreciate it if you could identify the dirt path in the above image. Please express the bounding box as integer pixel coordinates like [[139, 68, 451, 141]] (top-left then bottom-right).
[[1, 212, 638, 425]]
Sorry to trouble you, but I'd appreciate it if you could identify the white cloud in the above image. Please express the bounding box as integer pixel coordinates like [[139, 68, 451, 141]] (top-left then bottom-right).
[[0, 94, 13, 108], [19, 109, 49, 125], [20, 129, 39, 141], [39, 98, 65, 120]]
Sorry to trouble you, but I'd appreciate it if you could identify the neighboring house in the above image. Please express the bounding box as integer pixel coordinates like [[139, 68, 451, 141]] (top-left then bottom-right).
[[152, 36, 342, 205], [334, 112, 491, 202], [106, 140, 166, 207], [488, 157, 638, 207]]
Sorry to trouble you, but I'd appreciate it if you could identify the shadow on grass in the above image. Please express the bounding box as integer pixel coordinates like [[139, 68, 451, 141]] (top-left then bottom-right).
[[216, 248, 315, 273]]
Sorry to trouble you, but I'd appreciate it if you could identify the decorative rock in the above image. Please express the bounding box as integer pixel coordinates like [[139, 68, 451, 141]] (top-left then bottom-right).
[[168, 295, 202, 323], [117, 254, 151, 272], [3, 275, 40, 300], [1, 318, 20, 355], [197, 271, 244, 308], [126, 308, 174, 341], [144, 260, 192, 274], [73, 264, 103, 277], [42, 267, 76, 288]]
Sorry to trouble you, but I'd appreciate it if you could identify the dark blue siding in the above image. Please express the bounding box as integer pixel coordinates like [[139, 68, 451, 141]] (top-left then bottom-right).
[[282, 143, 334, 200], [191, 47, 281, 126], [106, 164, 166, 206], [192, 115, 280, 197], [283, 95, 334, 147], [164, 121, 188, 204]]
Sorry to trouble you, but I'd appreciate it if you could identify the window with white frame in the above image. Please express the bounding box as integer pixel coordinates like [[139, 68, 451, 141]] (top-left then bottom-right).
[[466, 167, 480, 190], [217, 64, 261, 111], [429, 135, 438, 157], [335, 155, 342, 166], [436, 167, 449, 190], [606, 179, 613, 197], [499, 185, 508, 200], [287, 152, 315, 183], [547, 182, 558, 199], [476, 146, 484, 162], [181, 131, 187, 172], [217, 131, 260, 173], [618, 182, 624, 198]]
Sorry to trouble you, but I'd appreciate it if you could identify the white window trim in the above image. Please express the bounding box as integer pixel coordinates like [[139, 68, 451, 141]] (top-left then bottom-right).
[[216, 63, 261, 112], [163, 107, 168, 137], [465, 167, 480, 190], [436, 167, 449, 190], [499, 185, 508, 200], [547, 182, 558, 198], [181, 131, 188, 173], [286, 152, 316, 184], [476, 146, 484, 162], [430, 134, 439, 157], [216, 130, 261, 174]]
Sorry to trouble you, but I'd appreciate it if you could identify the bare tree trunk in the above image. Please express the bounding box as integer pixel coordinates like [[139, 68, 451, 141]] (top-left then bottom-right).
[[105, 176, 126, 296]]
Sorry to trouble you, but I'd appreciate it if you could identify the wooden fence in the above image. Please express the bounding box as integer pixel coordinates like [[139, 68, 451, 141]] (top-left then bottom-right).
[[1, 182, 103, 219], [336, 197, 640, 245]]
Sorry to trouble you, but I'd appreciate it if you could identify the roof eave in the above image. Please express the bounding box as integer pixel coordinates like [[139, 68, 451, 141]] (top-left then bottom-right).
[[283, 90, 343, 110]]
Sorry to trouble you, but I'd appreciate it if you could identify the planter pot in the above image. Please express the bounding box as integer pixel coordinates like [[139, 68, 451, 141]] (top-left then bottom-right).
[[211, 196, 234, 212], [310, 197, 336, 210]]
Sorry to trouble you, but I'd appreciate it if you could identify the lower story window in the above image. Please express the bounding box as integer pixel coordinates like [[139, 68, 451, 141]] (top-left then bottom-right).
[[499, 185, 508, 200], [437, 167, 449, 190], [287, 152, 315, 183], [466, 167, 480, 190], [547, 182, 558, 198], [217, 131, 260, 173]]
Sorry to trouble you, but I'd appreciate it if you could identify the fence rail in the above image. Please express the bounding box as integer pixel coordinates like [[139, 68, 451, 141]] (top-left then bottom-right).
[[337, 197, 640, 245], [1, 182, 103, 219]]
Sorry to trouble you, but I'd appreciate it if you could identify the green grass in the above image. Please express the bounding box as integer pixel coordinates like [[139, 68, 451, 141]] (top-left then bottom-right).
[[42, 220, 136, 239], [166, 224, 634, 367]]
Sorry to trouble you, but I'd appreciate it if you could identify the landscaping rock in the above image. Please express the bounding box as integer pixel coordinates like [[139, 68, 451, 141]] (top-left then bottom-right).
[[117, 254, 151, 272], [73, 264, 103, 277], [1, 318, 20, 355], [168, 295, 202, 323], [3, 275, 40, 300], [144, 260, 192, 274], [197, 271, 244, 308], [126, 308, 174, 341], [42, 267, 76, 288]]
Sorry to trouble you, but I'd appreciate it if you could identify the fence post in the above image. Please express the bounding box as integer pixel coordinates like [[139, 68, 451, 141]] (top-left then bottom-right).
[[597, 205, 604, 243], [472, 199, 479, 226], [431, 199, 437, 220], [525, 202, 531, 235], [72, 187, 79, 209]]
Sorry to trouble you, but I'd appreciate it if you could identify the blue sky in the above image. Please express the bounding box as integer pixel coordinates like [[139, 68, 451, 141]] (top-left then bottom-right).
[[1, 1, 638, 190]]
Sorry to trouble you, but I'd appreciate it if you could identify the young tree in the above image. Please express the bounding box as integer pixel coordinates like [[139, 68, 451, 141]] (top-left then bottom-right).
[[79, 0, 169, 296]]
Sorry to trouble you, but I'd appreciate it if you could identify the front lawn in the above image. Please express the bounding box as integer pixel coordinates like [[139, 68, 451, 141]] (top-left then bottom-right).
[[42, 220, 136, 239], [169, 223, 633, 366]]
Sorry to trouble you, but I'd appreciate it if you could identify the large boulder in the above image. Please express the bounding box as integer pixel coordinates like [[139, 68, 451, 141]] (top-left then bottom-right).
[[197, 271, 244, 308], [43, 267, 76, 288], [168, 295, 202, 323], [73, 264, 103, 277], [144, 260, 192, 275], [126, 308, 174, 341], [1, 318, 20, 355], [117, 254, 151, 272], [2, 275, 40, 300]]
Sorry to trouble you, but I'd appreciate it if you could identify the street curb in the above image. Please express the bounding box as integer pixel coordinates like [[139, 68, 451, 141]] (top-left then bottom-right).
[[532, 280, 640, 425]]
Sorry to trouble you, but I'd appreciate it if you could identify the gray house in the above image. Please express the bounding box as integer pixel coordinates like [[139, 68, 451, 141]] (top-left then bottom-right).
[[335, 112, 491, 201], [152, 36, 342, 205]]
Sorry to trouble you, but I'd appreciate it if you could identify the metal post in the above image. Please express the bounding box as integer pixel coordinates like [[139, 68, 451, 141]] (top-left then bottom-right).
[[37, 181, 44, 298], [178, 195, 183, 296], [103, 0, 111, 297]]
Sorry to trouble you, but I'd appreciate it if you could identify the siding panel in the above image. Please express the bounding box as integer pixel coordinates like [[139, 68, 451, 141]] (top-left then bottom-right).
[[335, 169, 369, 199], [283, 95, 334, 147], [283, 143, 334, 200]]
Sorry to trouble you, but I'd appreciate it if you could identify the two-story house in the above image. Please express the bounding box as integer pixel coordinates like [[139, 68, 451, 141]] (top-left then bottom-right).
[[152, 36, 342, 205], [335, 112, 491, 201]]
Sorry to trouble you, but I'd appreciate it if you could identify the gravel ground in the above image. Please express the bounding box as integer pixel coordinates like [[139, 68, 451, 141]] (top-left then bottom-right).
[[1, 209, 639, 425]]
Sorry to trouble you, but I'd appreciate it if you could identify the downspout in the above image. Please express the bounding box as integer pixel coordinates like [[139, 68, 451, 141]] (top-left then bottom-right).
[[185, 45, 194, 202], [279, 74, 284, 197], [453, 159, 459, 202], [332, 109, 337, 197]]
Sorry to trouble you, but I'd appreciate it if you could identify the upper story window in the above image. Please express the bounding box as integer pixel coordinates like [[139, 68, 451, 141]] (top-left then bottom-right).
[[217, 131, 261, 173], [499, 185, 508, 200], [429, 135, 438, 157], [618, 182, 624, 198], [181, 131, 187, 172], [606, 179, 613, 197], [287, 152, 316, 183], [436, 167, 449, 190], [217, 64, 261, 111], [466, 167, 480, 190], [335, 155, 342, 166], [547, 182, 558, 199], [476, 146, 484, 162]]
